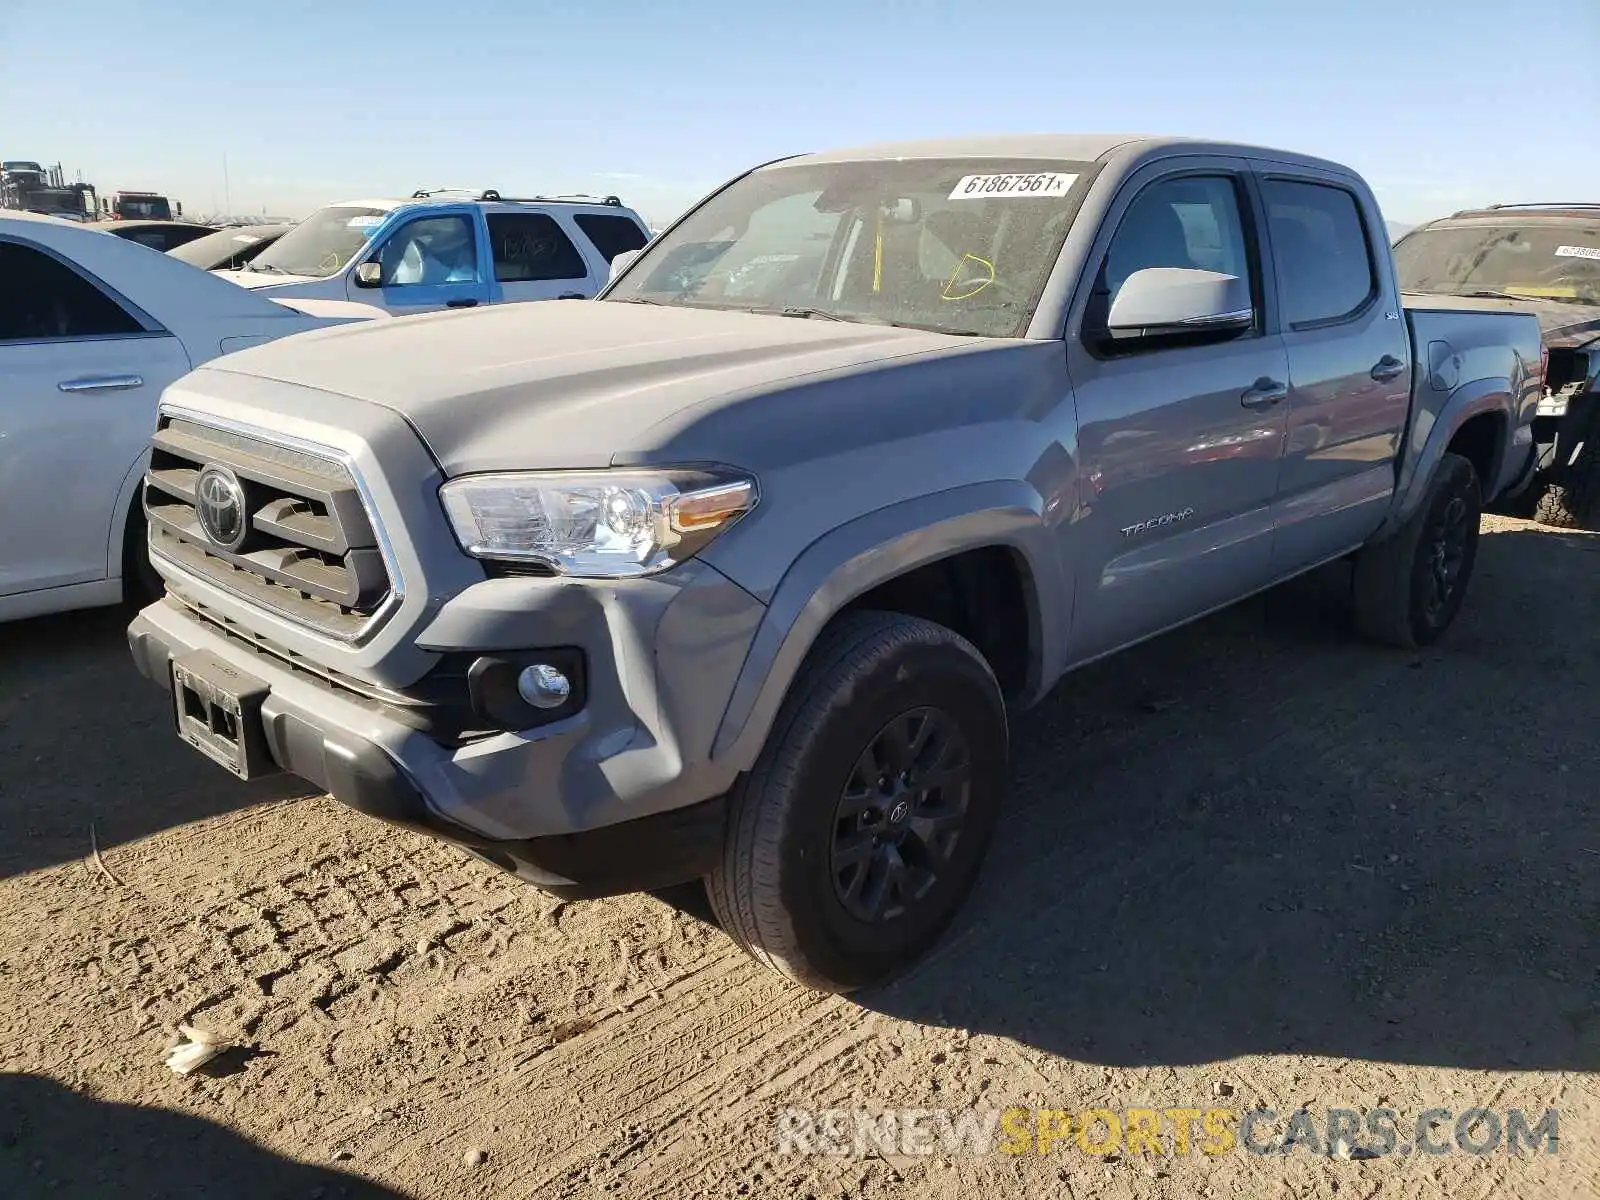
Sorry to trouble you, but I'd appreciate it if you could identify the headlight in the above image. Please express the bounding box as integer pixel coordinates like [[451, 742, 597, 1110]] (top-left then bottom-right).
[[439, 468, 758, 577]]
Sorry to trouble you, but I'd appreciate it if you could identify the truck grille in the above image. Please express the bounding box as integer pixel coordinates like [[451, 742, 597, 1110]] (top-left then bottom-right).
[[143, 417, 393, 640]]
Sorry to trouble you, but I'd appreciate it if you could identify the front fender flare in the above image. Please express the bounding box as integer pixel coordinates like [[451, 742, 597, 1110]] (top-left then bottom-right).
[[710, 481, 1065, 774]]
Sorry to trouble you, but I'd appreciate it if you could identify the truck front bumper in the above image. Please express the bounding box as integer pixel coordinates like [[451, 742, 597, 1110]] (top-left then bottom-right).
[[127, 567, 762, 897]]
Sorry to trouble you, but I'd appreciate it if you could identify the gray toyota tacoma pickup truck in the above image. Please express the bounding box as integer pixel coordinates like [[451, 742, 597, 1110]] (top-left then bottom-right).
[[128, 135, 1542, 993]]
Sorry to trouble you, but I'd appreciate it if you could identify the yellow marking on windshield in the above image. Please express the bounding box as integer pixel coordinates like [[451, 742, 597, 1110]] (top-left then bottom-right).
[[1501, 285, 1581, 298], [942, 253, 995, 301], [873, 211, 883, 293]]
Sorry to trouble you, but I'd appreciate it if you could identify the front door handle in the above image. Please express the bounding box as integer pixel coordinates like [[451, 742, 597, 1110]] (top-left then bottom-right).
[[58, 374, 144, 394], [557, 292, 586, 300], [445, 298, 479, 309], [1240, 377, 1288, 409], [1370, 355, 1406, 382]]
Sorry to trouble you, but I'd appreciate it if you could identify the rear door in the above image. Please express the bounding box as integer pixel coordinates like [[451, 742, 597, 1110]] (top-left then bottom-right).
[[487, 210, 597, 302], [1256, 167, 1412, 573], [1063, 158, 1291, 664], [0, 237, 191, 596], [350, 205, 491, 313]]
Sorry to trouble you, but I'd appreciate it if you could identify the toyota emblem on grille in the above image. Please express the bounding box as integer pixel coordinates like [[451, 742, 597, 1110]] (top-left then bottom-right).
[[195, 465, 248, 552]]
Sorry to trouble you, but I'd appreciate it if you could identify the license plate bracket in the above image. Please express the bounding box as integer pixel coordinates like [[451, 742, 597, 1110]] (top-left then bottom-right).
[[171, 650, 278, 780]]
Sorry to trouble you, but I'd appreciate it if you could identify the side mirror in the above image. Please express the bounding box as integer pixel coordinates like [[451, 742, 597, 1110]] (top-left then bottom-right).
[[354, 261, 383, 288], [609, 248, 643, 282], [1106, 267, 1252, 340]]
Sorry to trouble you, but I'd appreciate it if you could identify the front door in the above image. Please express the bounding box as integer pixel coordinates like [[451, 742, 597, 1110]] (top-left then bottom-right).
[[0, 238, 191, 596], [351, 208, 491, 314], [1063, 163, 1290, 665]]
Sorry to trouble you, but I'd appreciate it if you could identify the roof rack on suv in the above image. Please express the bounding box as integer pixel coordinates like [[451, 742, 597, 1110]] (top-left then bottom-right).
[[1448, 201, 1600, 217], [1485, 202, 1600, 211], [408, 187, 625, 207]]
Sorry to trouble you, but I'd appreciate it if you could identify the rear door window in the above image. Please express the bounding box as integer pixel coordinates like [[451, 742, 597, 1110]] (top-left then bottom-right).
[[1261, 179, 1376, 327], [487, 213, 588, 281], [0, 241, 145, 341], [573, 213, 649, 264]]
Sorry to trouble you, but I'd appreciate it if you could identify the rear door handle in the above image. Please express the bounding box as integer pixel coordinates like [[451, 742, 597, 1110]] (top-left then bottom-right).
[[445, 298, 479, 309], [58, 374, 144, 394], [1240, 377, 1288, 409], [1370, 355, 1406, 382]]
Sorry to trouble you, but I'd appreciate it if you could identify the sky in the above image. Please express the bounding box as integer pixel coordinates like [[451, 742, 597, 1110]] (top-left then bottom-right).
[[3, 0, 1596, 229]]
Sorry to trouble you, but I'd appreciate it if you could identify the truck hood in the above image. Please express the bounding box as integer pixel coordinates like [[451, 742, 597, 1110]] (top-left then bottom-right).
[[201, 301, 995, 473], [1405, 291, 1600, 350]]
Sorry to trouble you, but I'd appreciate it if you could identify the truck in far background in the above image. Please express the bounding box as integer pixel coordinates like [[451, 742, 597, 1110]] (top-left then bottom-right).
[[102, 189, 181, 221], [0, 160, 97, 221]]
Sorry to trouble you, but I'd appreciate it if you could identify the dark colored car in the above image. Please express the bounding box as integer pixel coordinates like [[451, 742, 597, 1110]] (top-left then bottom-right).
[[1394, 204, 1600, 528], [89, 219, 215, 253], [167, 223, 293, 272]]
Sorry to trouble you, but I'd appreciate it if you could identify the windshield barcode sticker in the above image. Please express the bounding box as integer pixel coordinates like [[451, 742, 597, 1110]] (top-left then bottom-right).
[[949, 172, 1078, 200], [1554, 245, 1600, 261]]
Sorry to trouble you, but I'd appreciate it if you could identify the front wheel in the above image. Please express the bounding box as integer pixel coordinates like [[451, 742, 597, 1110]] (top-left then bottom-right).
[[706, 611, 1008, 993], [1352, 451, 1481, 649]]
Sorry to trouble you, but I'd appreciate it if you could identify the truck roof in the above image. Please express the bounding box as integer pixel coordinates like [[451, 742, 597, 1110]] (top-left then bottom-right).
[[785, 133, 1356, 176]]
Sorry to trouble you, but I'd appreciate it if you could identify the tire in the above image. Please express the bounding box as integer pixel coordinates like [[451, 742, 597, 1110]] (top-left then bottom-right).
[[1532, 403, 1600, 530], [1352, 451, 1481, 649], [706, 611, 1008, 993], [1533, 482, 1583, 529], [121, 503, 164, 607]]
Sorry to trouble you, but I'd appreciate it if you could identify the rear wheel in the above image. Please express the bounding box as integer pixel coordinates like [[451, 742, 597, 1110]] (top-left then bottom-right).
[[706, 611, 1008, 993], [1352, 451, 1481, 649]]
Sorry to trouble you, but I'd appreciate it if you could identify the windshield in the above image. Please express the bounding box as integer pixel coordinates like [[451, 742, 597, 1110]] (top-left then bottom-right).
[[247, 205, 388, 277], [605, 157, 1096, 336], [1394, 222, 1600, 306], [117, 196, 171, 220]]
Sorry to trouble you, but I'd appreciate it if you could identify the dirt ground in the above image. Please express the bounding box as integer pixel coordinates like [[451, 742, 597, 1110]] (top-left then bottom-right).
[[1, 514, 1596, 1200]]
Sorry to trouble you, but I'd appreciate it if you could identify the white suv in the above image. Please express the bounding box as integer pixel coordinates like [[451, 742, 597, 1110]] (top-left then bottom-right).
[[215, 189, 651, 315]]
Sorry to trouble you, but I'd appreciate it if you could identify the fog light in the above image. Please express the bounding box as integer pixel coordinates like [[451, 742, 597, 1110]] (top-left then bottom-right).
[[516, 663, 572, 710]]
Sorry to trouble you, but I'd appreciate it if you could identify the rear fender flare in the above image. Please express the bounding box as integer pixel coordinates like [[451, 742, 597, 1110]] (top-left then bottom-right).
[[710, 481, 1065, 774], [1385, 379, 1510, 535]]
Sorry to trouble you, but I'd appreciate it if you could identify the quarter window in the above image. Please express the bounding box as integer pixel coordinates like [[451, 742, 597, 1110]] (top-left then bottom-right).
[[0, 241, 144, 341], [486, 213, 587, 282], [574, 213, 649, 264], [1261, 179, 1376, 327]]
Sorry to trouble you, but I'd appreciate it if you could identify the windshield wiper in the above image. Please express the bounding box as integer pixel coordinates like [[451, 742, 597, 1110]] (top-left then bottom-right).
[[1458, 288, 1537, 301], [611, 296, 668, 305], [775, 306, 849, 322], [248, 263, 288, 275]]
